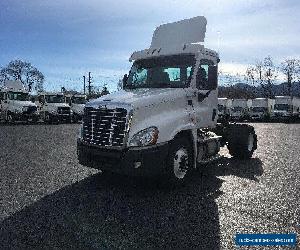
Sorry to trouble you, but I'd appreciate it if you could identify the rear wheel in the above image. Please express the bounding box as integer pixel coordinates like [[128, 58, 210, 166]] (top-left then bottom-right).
[[227, 124, 257, 159], [166, 136, 193, 184], [6, 112, 15, 124]]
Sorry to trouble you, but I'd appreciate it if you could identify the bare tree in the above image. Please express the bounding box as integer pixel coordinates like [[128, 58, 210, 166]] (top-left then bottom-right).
[[0, 60, 44, 92], [280, 58, 300, 97], [262, 56, 277, 98], [245, 56, 277, 98]]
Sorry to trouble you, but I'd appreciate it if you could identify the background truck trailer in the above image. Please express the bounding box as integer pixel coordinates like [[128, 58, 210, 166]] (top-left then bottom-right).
[[217, 98, 232, 122], [0, 80, 39, 123], [77, 16, 257, 184], [272, 96, 300, 121], [37, 92, 72, 123], [231, 99, 252, 121], [250, 98, 275, 121]]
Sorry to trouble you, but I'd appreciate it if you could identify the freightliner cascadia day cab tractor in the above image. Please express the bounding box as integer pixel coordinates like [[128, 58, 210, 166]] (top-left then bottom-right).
[[77, 17, 258, 184], [250, 98, 275, 121], [231, 99, 252, 121], [37, 92, 72, 124], [217, 97, 232, 122], [0, 80, 39, 123], [272, 96, 300, 122], [66, 94, 87, 122]]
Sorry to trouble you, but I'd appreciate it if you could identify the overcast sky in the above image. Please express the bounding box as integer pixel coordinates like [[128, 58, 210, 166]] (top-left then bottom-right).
[[0, 0, 299, 92]]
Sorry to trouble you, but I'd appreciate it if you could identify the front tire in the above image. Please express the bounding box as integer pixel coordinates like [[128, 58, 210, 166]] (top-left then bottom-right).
[[166, 136, 193, 184], [227, 124, 257, 159]]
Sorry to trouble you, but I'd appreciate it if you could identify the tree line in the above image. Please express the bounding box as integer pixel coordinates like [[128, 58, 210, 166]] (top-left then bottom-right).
[[219, 56, 300, 99]]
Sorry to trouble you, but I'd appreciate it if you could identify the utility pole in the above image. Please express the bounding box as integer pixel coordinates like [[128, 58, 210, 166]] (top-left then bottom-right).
[[88, 72, 92, 97], [83, 75, 86, 95]]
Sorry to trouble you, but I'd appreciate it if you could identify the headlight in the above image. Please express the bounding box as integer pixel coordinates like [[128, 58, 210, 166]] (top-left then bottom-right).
[[22, 106, 28, 112], [129, 127, 159, 147]]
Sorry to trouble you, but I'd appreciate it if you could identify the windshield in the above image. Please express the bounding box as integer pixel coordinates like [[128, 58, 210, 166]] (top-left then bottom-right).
[[72, 97, 86, 104], [8, 92, 29, 101], [45, 95, 64, 103], [252, 107, 267, 112], [125, 55, 195, 89], [232, 107, 243, 112], [274, 104, 290, 111]]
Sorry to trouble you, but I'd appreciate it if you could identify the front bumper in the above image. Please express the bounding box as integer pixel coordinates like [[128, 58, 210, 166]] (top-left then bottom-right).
[[13, 112, 39, 121], [77, 140, 169, 176]]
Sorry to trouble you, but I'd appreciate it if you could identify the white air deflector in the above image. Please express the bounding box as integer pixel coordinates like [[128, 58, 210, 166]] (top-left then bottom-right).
[[150, 16, 207, 50]]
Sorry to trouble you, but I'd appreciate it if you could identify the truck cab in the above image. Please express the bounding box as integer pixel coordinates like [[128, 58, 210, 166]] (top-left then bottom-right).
[[217, 98, 232, 122], [37, 92, 72, 123], [273, 96, 300, 121], [67, 94, 87, 122], [77, 17, 257, 183], [250, 98, 275, 121], [231, 99, 252, 121], [0, 80, 39, 123]]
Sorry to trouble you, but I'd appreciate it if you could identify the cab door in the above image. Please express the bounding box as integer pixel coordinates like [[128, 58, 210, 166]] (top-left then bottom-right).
[[193, 58, 218, 128]]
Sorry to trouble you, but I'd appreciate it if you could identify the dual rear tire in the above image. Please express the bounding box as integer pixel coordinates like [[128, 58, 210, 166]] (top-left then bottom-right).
[[226, 124, 257, 159]]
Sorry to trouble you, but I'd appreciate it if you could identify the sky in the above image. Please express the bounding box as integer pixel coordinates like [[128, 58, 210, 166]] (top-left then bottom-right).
[[0, 0, 300, 92]]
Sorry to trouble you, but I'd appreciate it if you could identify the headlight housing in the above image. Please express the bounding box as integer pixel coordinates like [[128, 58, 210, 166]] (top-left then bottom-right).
[[129, 127, 159, 147], [22, 106, 28, 112]]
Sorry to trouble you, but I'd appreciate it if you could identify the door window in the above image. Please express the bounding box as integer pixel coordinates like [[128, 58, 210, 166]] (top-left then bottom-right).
[[196, 59, 218, 90]]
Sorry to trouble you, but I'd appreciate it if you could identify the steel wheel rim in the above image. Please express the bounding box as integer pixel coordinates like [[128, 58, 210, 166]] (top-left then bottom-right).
[[173, 148, 189, 179], [248, 133, 254, 152]]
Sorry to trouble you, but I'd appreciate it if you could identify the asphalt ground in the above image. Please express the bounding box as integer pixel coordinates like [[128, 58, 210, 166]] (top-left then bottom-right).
[[0, 123, 299, 249]]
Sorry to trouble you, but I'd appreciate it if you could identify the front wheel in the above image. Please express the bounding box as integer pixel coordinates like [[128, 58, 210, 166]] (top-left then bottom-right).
[[227, 124, 257, 159], [166, 136, 193, 184]]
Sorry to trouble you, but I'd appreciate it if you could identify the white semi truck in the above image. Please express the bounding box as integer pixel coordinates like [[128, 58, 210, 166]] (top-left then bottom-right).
[[0, 80, 39, 123], [37, 92, 72, 123], [231, 99, 252, 121], [77, 17, 257, 183], [250, 98, 275, 121], [217, 98, 232, 121], [272, 96, 300, 121], [66, 94, 87, 122]]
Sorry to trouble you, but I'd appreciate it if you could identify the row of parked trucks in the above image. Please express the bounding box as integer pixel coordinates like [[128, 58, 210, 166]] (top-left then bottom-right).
[[218, 96, 300, 122], [0, 80, 86, 123]]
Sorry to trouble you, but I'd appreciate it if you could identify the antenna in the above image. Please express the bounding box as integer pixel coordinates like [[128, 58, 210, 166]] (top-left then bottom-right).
[[88, 72, 92, 97], [83, 75, 86, 95]]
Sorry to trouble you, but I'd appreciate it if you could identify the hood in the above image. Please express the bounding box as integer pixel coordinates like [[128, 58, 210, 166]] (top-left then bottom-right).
[[87, 88, 179, 109], [46, 103, 70, 108], [12, 101, 37, 108]]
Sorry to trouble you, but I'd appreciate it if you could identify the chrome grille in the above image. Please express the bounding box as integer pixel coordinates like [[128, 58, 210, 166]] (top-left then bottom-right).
[[82, 107, 128, 147]]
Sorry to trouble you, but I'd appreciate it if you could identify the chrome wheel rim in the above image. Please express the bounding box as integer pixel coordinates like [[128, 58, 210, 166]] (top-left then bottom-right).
[[173, 148, 189, 179], [248, 133, 254, 152]]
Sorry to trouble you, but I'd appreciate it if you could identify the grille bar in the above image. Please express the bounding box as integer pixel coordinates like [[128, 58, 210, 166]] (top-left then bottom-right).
[[82, 107, 128, 147]]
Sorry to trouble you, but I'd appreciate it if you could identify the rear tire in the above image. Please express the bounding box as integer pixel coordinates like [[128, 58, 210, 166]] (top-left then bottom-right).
[[227, 124, 257, 159], [166, 136, 193, 185]]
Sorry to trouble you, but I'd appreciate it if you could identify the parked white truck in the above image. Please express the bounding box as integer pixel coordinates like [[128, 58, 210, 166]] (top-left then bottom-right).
[[217, 97, 232, 122], [37, 92, 72, 123], [231, 99, 252, 121], [65, 94, 87, 122], [272, 96, 300, 121], [250, 98, 275, 121], [0, 80, 39, 123], [77, 17, 257, 183]]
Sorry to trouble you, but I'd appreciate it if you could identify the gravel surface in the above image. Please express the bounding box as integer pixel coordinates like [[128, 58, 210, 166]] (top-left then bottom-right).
[[0, 123, 299, 249]]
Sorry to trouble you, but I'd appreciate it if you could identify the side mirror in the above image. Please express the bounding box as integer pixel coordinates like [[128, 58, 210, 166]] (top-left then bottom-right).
[[208, 65, 218, 90], [122, 74, 128, 86]]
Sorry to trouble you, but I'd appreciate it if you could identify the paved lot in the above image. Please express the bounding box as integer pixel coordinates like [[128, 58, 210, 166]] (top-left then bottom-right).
[[0, 123, 299, 249]]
